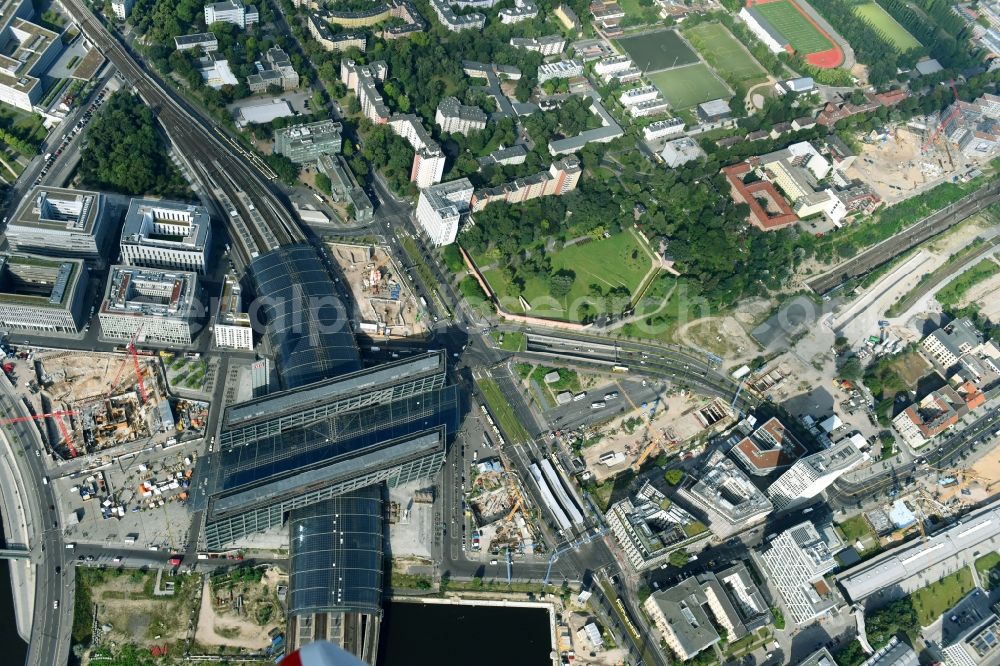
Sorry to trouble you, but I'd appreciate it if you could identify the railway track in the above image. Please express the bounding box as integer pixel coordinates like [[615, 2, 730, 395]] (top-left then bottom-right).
[[807, 180, 1000, 294], [69, 8, 304, 260]]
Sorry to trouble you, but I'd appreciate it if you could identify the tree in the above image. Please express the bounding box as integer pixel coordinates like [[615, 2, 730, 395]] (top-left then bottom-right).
[[839, 356, 863, 382], [664, 469, 684, 486], [315, 172, 332, 195], [668, 550, 690, 567], [550, 269, 576, 300], [79, 91, 189, 198]]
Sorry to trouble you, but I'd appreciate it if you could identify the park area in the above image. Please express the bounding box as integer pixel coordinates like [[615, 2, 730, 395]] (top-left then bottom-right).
[[480, 230, 656, 321], [684, 22, 768, 87], [615, 29, 698, 71], [853, 2, 920, 51], [750, 0, 843, 66], [648, 64, 731, 110]]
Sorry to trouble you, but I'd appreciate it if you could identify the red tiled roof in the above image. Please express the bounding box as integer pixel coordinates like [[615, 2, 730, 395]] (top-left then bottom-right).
[[722, 163, 798, 231]]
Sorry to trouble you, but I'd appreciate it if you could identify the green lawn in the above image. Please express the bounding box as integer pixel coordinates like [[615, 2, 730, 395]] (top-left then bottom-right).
[[976, 553, 1000, 590], [684, 22, 768, 86], [754, 0, 834, 54], [853, 2, 921, 51], [480, 230, 654, 321], [910, 568, 975, 627], [648, 63, 731, 110], [476, 376, 533, 445], [838, 515, 875, 542]]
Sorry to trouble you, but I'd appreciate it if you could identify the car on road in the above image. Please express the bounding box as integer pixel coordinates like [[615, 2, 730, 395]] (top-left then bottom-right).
[[52, 600, 58, 610]]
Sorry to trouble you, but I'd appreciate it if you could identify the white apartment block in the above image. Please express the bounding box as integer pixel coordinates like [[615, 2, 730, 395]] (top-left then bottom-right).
[[204, 0, 258, 29], [629, 98, 670, 118], [537, 59, 584, 82], [174, 32, 219, 51], [8, 187, 112, 260], [119, 198, 212, 273], [415, 179, 473, 246], [594, 55, 633, 78], [389, 113, 446, 187], [509, 35, 565, 56], [111, 0, 134, 20], [758, 522, 839, 625], [620, 85, 659, 107], [99, 266, 200, 345], [643, 117, 685, 140], [767, 438, 866, 509], [429, 0, 485, 31], [435, 96, 487, 136], [214, 272, 253, 350], [341, 59, 390, 123], [498, 0, 537, 23]]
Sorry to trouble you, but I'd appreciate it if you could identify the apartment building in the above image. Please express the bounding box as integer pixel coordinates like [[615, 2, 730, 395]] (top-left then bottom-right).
[[509, 35, 565, 56], [415, 179, 473, 246], [119, 198, 212, 273], [340, 59, 390, 123], [174, 32, 219, 52], [111, 0, 134, 20], [643, 117, 685, 141], [470, 155, 581, 211], [619, 85, 659, 107], [921, 318, 983, 371], [429, 0, 485, 31], [306, 14, 366, 52], [538, 59, 584, 82], [247, 47, 299, 93], [204, 0, 258, 28], [435, 96, 487, 136], [758, 521, 839, 625], [498, 0, 537, 23], [389, 114, 446, 188]]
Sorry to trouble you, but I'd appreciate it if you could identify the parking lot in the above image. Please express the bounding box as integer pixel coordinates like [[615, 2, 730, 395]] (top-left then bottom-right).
[[58, 439, 201, 551]]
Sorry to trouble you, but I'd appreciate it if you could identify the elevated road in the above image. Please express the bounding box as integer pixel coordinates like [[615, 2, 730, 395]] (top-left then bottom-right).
[[0, 382, 73, 666], [61, 0, 304, 266], [807, 179, 1000, 295]]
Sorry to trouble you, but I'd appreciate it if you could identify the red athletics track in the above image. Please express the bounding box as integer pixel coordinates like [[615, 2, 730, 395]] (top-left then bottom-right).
[[751, 0, 844, 68]]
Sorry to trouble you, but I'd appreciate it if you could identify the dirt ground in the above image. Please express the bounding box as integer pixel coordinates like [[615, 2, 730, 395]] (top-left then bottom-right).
[[936, 442, 1000, 503], [36, 350, 156, 403], [194, 569, 282, 650], [581, 391, 712, 482], [844, 127, 941, 203], [675, 315, 763, 368], [889, 351, 931, 387], [326, 242, 428, 337]]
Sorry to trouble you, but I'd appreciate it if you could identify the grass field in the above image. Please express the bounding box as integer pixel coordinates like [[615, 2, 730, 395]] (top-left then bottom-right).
[[910, 568, 975, 627], [754, 0, 834, 54], [480, 230, 653, 321], [976, 552, 1000, 589], [616, 29, 698, 71], [853, 2, 920, 51], [684, 22, 768, 86], [648, 63, 731, 109]]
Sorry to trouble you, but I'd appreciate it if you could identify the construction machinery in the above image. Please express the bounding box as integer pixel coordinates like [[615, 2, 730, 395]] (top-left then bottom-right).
[[921, 79, 961, 164], [1, 410, 78, 457], [108, 325, 147, 404], [618, 384, 665, 472]]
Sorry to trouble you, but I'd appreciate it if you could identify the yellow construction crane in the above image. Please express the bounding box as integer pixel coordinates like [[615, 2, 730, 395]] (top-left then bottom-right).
[[616, 381, 666, 472]]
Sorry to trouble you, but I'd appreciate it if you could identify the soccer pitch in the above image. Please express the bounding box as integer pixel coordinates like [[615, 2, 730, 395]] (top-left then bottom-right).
[[648, 63, 731, 110], [754, 0, 834, 54], [684, 22, 768, 85], [853, 2, 920, 51], [615, 29, 699, 71]]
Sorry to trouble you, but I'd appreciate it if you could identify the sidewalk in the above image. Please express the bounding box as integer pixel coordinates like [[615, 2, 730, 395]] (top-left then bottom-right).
[[0, 429, 36, 642]]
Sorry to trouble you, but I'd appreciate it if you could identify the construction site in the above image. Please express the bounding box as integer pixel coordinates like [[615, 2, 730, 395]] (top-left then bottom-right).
[[326, 242, 428, 338], [1, 344, 206, 460], [578, 392, 736, 483]]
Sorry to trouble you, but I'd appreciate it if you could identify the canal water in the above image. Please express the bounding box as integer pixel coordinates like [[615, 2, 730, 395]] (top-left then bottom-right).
[[378, 600, 552, 666]]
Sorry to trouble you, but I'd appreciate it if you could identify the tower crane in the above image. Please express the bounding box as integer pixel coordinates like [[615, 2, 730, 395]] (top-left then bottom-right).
[[0, 410, 78, 457]]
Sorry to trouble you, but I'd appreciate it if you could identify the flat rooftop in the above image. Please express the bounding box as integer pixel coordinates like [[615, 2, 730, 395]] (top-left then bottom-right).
[[10, 187, 105, 234], [100, 265, 198, 320], [217, 272, 250, 326], [0, 253, 83, 309], [121, 198, 211, 251]]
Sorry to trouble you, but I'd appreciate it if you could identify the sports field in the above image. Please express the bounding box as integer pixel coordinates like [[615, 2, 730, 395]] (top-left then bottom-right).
[[615, 29, 699, 71], [648, 63, 731, 109], [754, 0, 834, 54], [853, 2, 920, 51], [684, 22, 768, 86]]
